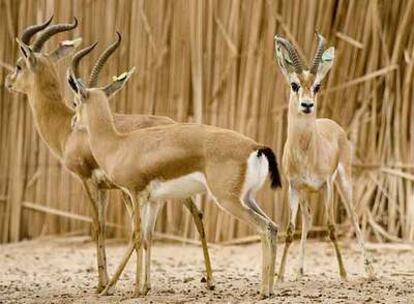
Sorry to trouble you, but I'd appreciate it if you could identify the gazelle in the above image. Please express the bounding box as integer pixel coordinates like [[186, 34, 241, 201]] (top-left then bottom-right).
[[274, 33, 375, 281], [67, 43, 282, 299], [5, 18, 214, 292]]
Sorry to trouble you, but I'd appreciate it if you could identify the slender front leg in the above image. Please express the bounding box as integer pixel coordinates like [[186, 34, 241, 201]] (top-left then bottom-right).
[[277, 185, 299, 282], [82, 179, 109, 292], [324, 180, 347, 279], [296, 199, 312, 279], [101, 190, 143, 297], [183, 198, 215, 290]]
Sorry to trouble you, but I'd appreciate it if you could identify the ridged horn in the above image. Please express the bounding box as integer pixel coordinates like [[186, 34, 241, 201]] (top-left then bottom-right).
[[274, 36, 304, 74], [88, 31, 121, 87], [310, 32, 326, 75], [21, 15, 54, 45], [71, 42, 98, 79], [32, 17, 78, 52]]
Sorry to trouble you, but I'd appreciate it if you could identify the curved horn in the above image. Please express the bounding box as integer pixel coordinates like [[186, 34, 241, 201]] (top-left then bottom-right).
[[71, 42, 98, 79], [310, 32, 326, 75], [88, 31, 121, 87], [274, 36, 304, 74], [21, 15, 54, 45], [32, 17, 78, 52]]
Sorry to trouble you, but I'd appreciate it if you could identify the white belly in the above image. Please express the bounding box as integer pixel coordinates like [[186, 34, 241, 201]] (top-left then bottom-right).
[[148, 172, 207, 201]]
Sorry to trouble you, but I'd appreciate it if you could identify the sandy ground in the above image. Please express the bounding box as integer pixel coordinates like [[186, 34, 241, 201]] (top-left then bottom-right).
[[0, 237, 413, 304]]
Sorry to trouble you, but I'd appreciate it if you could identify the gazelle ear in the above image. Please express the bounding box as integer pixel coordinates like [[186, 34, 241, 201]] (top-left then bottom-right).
[[67, 71, 88, 103], [49, 38, 82, 62], [315, 47, 335, 83], [16, 38, 36, 69], [274, 37, 295, 81], [67, 71, 79, 94], [102, 67, 136, 99]]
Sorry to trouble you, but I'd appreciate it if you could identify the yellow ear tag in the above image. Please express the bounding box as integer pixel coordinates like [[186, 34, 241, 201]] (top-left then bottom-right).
[[112, 72, 128, 82]]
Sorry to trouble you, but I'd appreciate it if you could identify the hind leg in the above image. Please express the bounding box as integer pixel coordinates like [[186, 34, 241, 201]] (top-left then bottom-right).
[[337, 164, 375, 279], [278, 184, 300, 282], [183, 198, 215, 290], [244, 196, 277, 292], [138, 200, 164, 296], [213, 196, 278, 299], [324, 179, 347, 279]]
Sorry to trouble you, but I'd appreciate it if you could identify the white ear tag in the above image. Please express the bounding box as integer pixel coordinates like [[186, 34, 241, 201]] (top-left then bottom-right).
[[60, 40, 75, 46]]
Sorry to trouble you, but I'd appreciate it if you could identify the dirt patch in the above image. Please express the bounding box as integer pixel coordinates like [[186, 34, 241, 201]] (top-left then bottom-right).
[[0, 237, 413, 303]]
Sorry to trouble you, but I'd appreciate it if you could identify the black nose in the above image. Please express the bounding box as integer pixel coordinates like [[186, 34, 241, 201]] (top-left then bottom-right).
[[301, 102, 314, 108]]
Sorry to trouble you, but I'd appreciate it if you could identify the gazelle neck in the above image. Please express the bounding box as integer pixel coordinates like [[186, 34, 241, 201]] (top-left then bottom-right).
[[28, 70, 74, 159], [286, 95, 317, 152], [84, 91, 122, 159]]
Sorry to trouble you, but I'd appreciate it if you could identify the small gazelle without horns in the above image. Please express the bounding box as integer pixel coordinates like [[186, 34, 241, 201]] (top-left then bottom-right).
[[67, 43, 282, 298], [274, 33, 375, 281]]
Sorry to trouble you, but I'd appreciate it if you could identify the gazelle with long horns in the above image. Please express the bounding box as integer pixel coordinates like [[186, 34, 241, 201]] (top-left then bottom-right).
[[67, 43, 282, 299], [274, 33, 375, 281], [5, 18, 214, 292]]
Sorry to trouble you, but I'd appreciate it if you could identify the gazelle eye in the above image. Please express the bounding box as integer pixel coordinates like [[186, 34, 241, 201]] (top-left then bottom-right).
[[291, 82, 300, 93], [313, 84, 321, 94], [16, 65, 22, 71]]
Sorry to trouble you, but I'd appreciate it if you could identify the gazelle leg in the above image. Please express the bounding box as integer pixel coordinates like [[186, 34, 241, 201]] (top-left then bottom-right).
[[324, 179, 347, 280], [100, 237, 137, 296], [122, 192, 143, 290], [296, 198, 312, 279], [100, 191, 142, 296], [131, 192, 144, 297], [245, 197, 277, 294], [183, 198, 215, 290], [101, 190, 143, 297], [337, 165, 375, 279], [82, 179, 109, 292], [278, 185, 299, 282], [213, 197, 278, 299], [138, 201, 164, 296]]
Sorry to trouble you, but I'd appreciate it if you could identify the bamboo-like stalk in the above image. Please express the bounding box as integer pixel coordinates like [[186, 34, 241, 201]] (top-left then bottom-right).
[[0, 0, 412, 243]]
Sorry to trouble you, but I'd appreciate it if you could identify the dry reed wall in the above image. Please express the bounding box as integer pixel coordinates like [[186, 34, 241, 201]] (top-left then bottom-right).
[[0, 0, 413, 243]]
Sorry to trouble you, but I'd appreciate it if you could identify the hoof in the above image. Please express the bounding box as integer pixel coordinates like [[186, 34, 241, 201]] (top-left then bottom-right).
[[295, 268, 304, 281], [96, 284, 105, 294], [277, 276, 285, 283], [259, 293, 270, 300], [366, 265, 376, 281], [340, 272, 348, 281], [132, 290, 144, 298], [139, 286, 151, 296], [201, 277, 215, 290], [295, 274, 303, 281], [100, 285, 115, 296]]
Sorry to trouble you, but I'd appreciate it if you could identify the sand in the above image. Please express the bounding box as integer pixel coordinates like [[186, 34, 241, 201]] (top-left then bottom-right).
[[0, 236, 413, 303]]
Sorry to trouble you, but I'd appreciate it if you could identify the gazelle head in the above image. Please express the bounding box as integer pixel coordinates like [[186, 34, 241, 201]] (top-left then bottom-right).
[[274, 33, 335, 116], [66, 33, 135, 130], [5, 16, 81, 94]]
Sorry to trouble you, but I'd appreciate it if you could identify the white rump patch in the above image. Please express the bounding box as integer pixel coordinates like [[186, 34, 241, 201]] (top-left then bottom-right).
[[241, 151, 269, 204]]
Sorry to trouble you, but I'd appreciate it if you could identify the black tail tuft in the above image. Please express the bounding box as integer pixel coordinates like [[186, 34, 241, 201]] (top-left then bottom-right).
[[257, 147, 282, 189]]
